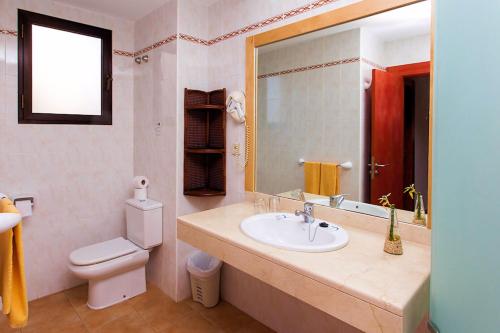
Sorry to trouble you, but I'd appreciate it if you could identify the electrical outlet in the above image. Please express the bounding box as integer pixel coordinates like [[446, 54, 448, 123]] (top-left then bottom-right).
[[155, 122, 161, 136], [232, 143, 241, 157]]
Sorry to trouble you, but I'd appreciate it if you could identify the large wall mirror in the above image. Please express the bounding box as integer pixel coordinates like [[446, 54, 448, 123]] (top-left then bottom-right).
[[247, 0, 433, 227]]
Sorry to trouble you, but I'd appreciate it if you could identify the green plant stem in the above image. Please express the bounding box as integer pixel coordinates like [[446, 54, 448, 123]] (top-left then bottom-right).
[[389, 206, 395, 241], [416, 193, 422, 220]]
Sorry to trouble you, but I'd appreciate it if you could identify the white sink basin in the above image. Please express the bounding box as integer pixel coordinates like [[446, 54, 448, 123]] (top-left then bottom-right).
[[307, 198, 389, 219], [0, 213, 22, 234], [240, 213, 349, 252]]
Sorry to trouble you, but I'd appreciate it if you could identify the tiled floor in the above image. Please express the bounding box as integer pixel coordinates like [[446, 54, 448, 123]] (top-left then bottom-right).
[[0, 284, 274, 333]]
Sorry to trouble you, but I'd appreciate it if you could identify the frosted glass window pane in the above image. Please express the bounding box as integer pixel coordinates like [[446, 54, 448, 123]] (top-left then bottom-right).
[[32, 25, 102, 115]]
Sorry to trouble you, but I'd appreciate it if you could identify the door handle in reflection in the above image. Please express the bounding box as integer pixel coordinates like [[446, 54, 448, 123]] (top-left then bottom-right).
[[369, 156, 390, 179]]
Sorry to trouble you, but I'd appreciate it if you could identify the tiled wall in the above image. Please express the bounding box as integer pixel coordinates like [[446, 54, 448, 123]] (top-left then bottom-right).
[[133, 0, 178, 299], [384, 34, 430, 67], [360, 30, 430, 69], [256, 29, 362, 199], [132, 0, 230, 302], [0, 0, 134, 300], [175, 0, 213, 301]]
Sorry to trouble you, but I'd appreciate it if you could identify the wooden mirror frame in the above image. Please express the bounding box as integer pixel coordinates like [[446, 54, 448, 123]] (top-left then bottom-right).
[[244, 0, 434, 228]]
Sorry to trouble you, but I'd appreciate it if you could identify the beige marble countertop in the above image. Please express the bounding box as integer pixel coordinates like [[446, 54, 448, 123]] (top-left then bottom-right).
[[178, 201, 430, 319]]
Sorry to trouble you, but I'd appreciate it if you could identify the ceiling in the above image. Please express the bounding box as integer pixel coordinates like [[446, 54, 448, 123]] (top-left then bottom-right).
[[260, 1, 431, 54], [53, 0, 172, 21]]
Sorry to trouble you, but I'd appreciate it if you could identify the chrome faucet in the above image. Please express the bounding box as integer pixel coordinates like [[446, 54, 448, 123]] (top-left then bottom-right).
[[295, 202, 314, 224], [330, 194, 348, 208]]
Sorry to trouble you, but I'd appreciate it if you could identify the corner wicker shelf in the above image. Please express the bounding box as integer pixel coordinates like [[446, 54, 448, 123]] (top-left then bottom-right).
[[184, 88, 226, 197]]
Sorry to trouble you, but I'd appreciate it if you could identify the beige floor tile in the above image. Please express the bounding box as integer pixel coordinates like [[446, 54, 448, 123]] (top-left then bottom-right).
[[23, 292, 81, 331], [64, 284, 88, 308], [22, 320, 89, 333], [93, 312, 154, 333], [76, 301, 136, 331], [128, 284, 167, 309], [5, 284, 273, 333], [191, 300, 256, 332], [158, 312, 222, 333], [135, 295, 195, 332], [234, 320, 275, 333]]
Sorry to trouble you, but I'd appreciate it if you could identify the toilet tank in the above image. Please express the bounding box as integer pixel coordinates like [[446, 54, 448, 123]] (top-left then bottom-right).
[[125, 199, 163, 249]]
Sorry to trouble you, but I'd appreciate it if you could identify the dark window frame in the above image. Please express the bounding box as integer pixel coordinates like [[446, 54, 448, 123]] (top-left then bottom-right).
[[18, 9, 113, 125]]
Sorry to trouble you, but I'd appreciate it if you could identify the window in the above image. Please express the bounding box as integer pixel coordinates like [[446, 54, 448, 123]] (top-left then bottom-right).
[[18, 10, 112, 125]]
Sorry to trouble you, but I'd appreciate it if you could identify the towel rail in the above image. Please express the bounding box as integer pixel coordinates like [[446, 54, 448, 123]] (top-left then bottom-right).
[[297, 159, 353, 170]]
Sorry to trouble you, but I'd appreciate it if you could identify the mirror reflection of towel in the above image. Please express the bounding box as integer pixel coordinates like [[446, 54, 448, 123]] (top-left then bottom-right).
[[320, 163, 340, 196], [304, 162, 321, 194]]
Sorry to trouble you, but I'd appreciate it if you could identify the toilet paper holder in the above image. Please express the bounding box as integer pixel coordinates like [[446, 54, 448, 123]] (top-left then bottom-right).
[[13, 195, 34, 206], [12, 195, 34, 218]]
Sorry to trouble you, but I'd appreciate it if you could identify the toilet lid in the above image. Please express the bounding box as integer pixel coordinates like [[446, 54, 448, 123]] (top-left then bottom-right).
[[70, 237, 139, 266]]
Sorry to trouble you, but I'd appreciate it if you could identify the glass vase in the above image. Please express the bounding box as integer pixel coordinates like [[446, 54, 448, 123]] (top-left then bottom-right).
[[384, 206, 403, 255], [413, 193, 427, 226]]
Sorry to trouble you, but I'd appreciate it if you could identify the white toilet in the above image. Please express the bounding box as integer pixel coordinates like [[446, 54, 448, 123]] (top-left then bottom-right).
[[68, 198, 163, 309]]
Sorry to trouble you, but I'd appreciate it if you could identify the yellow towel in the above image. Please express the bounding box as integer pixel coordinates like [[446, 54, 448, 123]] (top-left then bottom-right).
[[319, 163, 340, 196], [304, 162, 321, 195], [0, 198, 28, 328]]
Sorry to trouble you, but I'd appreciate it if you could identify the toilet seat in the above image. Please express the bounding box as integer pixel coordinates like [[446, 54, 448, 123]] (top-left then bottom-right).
[[70, 237, 139, 266], [68, 237, 149, 281]]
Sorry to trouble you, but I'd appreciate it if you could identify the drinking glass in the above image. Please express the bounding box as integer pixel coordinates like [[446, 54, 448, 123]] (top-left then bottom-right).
[[254, 198, 268, 214], [269, 196, 280, 212]]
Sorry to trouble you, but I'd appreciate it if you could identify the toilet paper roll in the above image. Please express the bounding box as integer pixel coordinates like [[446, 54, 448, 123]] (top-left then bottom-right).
[[134, 188, 147, 201], [132, 176, 149, 189]]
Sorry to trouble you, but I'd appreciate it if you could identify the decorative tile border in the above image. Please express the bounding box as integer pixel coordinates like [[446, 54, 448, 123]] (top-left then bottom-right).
[[1, 29, 17, 36], [208, 0, 340, 45], [113, 49, 134, 57], [131, 0, 343, 53], [361, 58, 386, 71], [178, 33, 210, 46], [258, 57, 360, 79], [134, 34, 178, 56]]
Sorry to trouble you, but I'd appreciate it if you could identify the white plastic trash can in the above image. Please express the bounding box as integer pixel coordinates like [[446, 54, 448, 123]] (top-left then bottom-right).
[[187, 251, 223, 307]]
